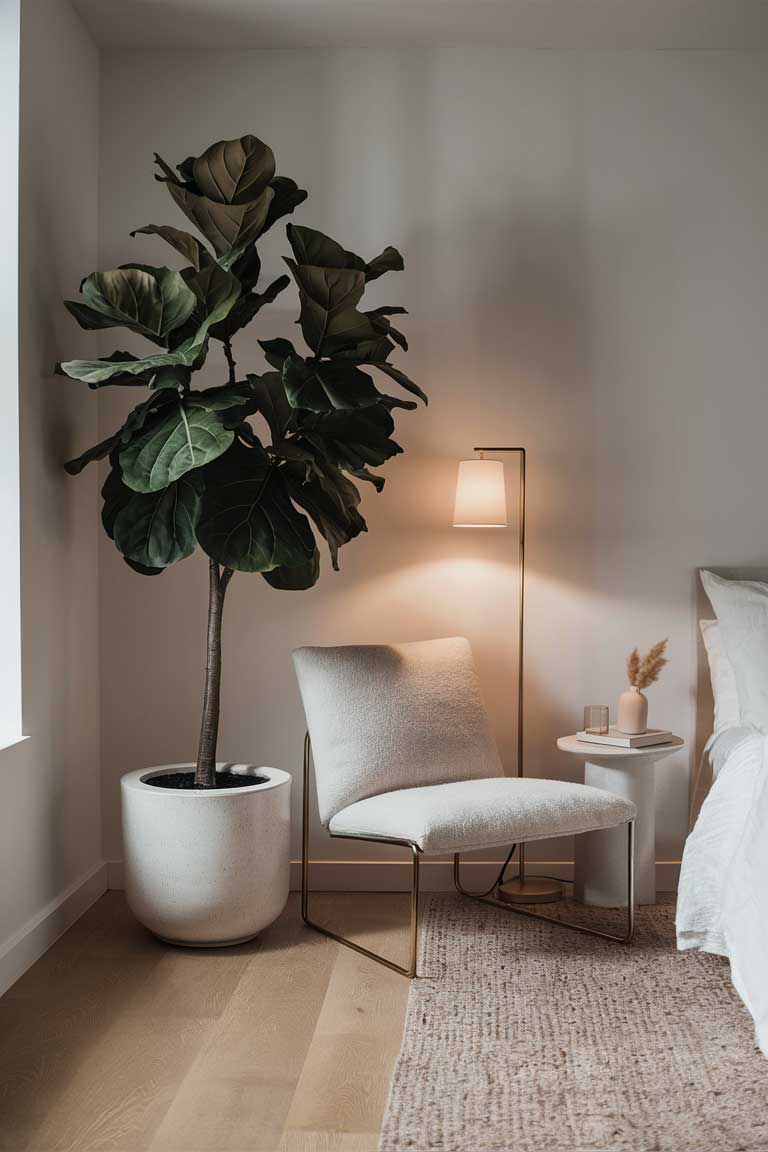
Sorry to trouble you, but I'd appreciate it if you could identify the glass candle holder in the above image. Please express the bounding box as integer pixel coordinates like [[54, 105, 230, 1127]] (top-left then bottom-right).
[[583, 705, 609, 735]]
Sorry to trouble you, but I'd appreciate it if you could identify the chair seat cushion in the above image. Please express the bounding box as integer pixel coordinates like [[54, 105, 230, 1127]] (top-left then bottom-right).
[[328, 777, 636, 854]]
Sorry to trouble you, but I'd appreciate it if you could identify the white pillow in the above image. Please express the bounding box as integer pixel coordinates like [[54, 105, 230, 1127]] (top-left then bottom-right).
[[700, 570, 768, 732], [699, 619, 740, 733]]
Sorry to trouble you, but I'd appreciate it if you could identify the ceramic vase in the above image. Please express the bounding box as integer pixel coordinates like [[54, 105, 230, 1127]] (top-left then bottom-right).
[[616, 686, 648, 734]]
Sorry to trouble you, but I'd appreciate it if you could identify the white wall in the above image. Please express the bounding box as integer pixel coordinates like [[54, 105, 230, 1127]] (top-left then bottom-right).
[[96, 49, 768, 882], [0, 0, 102, 985]]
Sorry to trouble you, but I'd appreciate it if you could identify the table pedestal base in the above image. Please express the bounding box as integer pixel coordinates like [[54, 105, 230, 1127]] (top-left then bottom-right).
[[575, 758, 656, 906]]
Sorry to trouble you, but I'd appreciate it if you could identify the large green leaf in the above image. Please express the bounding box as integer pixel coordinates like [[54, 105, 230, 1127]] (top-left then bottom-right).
[[368, 362, 428, 406], [230, 245, 261, 290], [196, 442, 315, 573], [65, 390, 178, 474], [193, 382, 264, 430], [366, 305, 407, 320], [155, 143, 304, 259], [333, 333, 394, 364], [64, 435, 117, 476], [172, 264, 243, 347], [262, 550, 320, 590], [125, 558, 164, 576], [283, 458, 366, 569], [150, 364, 192, 391], [319, 307, 382, 357], [283, 356, 381, 412], [287, 225, 403, 282], [364, 246, 404, 282], [164, 180, 274, 264], [119, 396, 236, 493], [72, 266, 197, 345], [226, 180, 305, 285], [60, 267, 240, 386], [64, 301, 131, 335], [258, 338, 298, 371], [285, 226, 408, 356], [345, 465, 386, 492], [189, 136, 275, 205], [113, 472, 203, 568], [57, 350, 158, 389], [245, 371, 292, 441], [208, 274, 290, 344], [119, 389, 179, 444], [287, 225, 366, 273], [366, 306, 409, 351], [262, 177, 308, 234], [60, 341, 208, 387], [285, 261, 376, 355], [297, 404, 402, 473], [335, 340, 426, 406], [130, 225, 213, 271], [101, 458, 132, 540]]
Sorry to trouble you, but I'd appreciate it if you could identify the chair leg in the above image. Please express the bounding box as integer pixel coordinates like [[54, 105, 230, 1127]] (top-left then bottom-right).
[[301, 732, 421, 978], [454, 820, 635, 945]]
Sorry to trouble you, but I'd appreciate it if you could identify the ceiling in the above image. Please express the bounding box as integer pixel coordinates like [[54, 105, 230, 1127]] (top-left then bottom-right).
[[73, 0, 768, 50]]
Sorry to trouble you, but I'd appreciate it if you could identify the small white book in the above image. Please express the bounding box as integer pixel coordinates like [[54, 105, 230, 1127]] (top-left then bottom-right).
[[576, 727, 673, 749]]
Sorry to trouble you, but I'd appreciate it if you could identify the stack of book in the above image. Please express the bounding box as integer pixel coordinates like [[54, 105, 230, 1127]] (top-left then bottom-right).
[[576, 727, 673, 749]]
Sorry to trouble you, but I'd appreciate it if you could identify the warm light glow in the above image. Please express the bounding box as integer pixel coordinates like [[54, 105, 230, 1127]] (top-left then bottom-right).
[[453, 459, 507, 528]]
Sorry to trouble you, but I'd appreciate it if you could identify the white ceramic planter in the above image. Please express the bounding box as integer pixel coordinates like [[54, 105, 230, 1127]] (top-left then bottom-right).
[[121, 763, 291, 946]]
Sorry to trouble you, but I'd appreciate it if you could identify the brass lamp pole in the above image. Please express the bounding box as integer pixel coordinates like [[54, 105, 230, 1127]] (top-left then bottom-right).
[[453, 447, 562, 904]]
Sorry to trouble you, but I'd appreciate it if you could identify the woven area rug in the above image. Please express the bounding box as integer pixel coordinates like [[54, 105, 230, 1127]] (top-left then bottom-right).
[[380, 895, 768, 1152]]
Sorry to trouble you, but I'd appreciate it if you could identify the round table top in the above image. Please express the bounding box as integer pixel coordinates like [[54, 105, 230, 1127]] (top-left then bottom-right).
[[557, 734, 685, 759]]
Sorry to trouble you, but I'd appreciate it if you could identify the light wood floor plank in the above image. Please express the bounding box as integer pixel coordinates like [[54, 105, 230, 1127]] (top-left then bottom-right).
[[279, 1132, 381, 1152], [280, 895, 410, 1145], [25, 1015, 215, 1152], [149, 903, 338, 1152], [0, 892, 409, 1152], [0, 904, 169, 1151]]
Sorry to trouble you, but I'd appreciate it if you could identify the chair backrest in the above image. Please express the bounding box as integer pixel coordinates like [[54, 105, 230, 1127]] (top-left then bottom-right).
[[292, 636, 503, 825]]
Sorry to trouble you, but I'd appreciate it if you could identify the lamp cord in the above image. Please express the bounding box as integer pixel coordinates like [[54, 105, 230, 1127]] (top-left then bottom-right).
[[469, 842, 519, 899], [472, 844, 573, 898]]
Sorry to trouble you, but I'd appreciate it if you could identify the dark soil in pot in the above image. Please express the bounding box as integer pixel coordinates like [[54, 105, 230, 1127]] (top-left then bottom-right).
[[145, 771, 269, 790]]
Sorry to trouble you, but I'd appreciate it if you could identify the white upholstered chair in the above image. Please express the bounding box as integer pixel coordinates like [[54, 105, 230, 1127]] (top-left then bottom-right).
[[293, 636, 636, 977]]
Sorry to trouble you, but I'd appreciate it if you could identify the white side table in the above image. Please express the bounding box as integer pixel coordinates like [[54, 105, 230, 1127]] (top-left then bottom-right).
[[557, 735, 685, 907]]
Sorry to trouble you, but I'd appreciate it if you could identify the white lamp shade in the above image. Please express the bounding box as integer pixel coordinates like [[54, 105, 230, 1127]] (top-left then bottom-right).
[[453, 459, 507, 527]]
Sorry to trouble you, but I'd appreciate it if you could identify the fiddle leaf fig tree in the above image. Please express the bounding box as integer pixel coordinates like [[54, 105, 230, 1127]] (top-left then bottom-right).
[[58, 134, 426, 788]]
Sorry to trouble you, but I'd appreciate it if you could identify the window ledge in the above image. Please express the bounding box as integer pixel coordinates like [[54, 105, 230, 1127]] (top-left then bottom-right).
[[0, 732, 29, 755]]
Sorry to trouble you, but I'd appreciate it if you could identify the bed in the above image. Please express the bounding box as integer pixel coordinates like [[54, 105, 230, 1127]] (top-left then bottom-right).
[[676, 572, 768, 1057]]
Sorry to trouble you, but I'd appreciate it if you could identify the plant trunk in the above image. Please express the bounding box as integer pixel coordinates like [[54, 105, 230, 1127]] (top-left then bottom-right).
[[195, 560, 233, 787]]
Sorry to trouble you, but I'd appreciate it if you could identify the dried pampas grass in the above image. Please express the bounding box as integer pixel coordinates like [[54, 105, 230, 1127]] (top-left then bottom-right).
[[627, 639, 668, 690]]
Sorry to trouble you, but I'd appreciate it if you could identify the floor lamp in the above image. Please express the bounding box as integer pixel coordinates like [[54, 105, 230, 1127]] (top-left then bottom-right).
[[453, 447, 562, 904]]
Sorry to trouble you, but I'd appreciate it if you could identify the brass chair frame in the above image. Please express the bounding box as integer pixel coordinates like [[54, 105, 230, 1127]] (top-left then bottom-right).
[[301, 733, 636, 978]]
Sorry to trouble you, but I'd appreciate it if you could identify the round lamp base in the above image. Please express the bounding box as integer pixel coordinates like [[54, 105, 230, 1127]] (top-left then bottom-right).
[[497, 877, 563, 904]]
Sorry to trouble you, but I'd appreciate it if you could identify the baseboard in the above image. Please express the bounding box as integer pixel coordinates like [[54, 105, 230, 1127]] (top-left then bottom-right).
[[0, 861, 108, 997], [107, 858, 680, 893]]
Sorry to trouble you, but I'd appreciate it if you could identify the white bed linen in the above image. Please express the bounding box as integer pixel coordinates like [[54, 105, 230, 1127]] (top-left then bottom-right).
[[676, 727, 768, 1055], [709, 726, 756, 779]]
